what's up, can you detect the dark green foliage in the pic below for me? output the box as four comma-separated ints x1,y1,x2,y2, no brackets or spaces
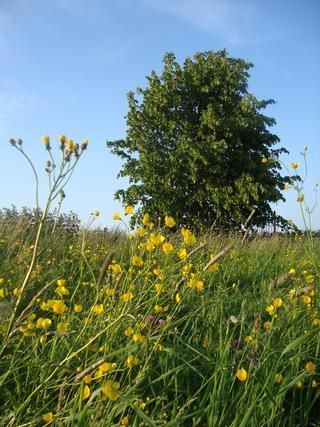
107,49,289,230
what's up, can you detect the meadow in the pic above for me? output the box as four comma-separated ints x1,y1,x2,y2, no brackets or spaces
0,139,319,426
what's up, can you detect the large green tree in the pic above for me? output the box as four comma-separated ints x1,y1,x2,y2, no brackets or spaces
107,50,289,230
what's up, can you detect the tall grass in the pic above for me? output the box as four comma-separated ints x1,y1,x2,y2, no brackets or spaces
0,138,319,426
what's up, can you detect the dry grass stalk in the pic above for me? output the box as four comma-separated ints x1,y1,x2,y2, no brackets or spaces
268,272,291,290
241,209,256,246
186,242,207,259
203,244,234,272
73,356,110,383
96,252,114,287
172,277,186,301
289,286,314,298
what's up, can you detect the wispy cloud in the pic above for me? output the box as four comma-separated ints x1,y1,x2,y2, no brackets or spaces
141,0,276,45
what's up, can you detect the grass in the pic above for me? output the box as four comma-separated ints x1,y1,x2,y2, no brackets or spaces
0,214,319,427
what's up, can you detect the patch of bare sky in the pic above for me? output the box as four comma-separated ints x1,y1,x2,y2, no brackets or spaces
141,0,287,45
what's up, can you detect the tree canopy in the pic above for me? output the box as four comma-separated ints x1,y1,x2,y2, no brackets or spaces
107,49,289,230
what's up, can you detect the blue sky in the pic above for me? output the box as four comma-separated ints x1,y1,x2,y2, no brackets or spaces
0,0,319,230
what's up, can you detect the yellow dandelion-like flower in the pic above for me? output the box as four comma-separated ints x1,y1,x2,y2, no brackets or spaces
127,354,139,368
266,305,275,316
83,374,92,384
92,303,104,314
162,242,174,254
132,333,145,343
273,298,283,308
290,162,299,169
113,212,121,220
102,381,120,401
142,213,150,226
106,288,115,297
149,232,165,246
131,255,144,266
164,215,176,227
236,368,248,382
121,292,134,303
302,296,311,305
52,300,67,315
120,416,129,425
42,412,54,423
177,248,187,260
74,304,83,313
275,373,284,383
82,385,91,400
306,361,316,374
56,279,66,287
125,326,134,336
125,205,134,215
295,380,303,389
261,157,268,164
175,293,181,303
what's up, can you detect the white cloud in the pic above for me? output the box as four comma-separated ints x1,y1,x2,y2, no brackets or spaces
141,0,275,45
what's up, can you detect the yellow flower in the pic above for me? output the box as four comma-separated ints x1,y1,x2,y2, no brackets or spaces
261,157,268,164
42,412,53,423
297,194,304,203
131,255,143,266
109,263,122,274
125,326,134,336
55,286,69,296
165,216,176,227
120,416,129,425
312,380,318,388
127,354,139,368
102,381,120,401
82,385,91,400
136,227,147,237
149,232,165,246
306,361,316,374
66,139,74,149
121,292,134,303
290,162,299,169
155,283,163,294
74,304,83,313
177,248,187,260
106,288,115,297
52,300,67,315
132,333,145,343
162,242,174,254
125,205,134,215
92,304,104,314
302,296,311,305
113,212,121,220
236,368,248,382
59,134,66,143
266,305,275,316
284,184,289,190
36,318,52,329
181,228,196,245
57,321,68,333
288,268,296,275
175,293,181,303
142,213,150,226
42,135,50,146
92,210,100,217
56,279,66,287
83,374,92,384
295,380,303,389
275,373,284,383
273,298,283,308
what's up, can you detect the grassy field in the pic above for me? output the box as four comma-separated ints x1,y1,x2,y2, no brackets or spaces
0,211,319,427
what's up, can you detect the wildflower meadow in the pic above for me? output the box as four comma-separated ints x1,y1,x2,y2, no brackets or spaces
0,137,319,426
